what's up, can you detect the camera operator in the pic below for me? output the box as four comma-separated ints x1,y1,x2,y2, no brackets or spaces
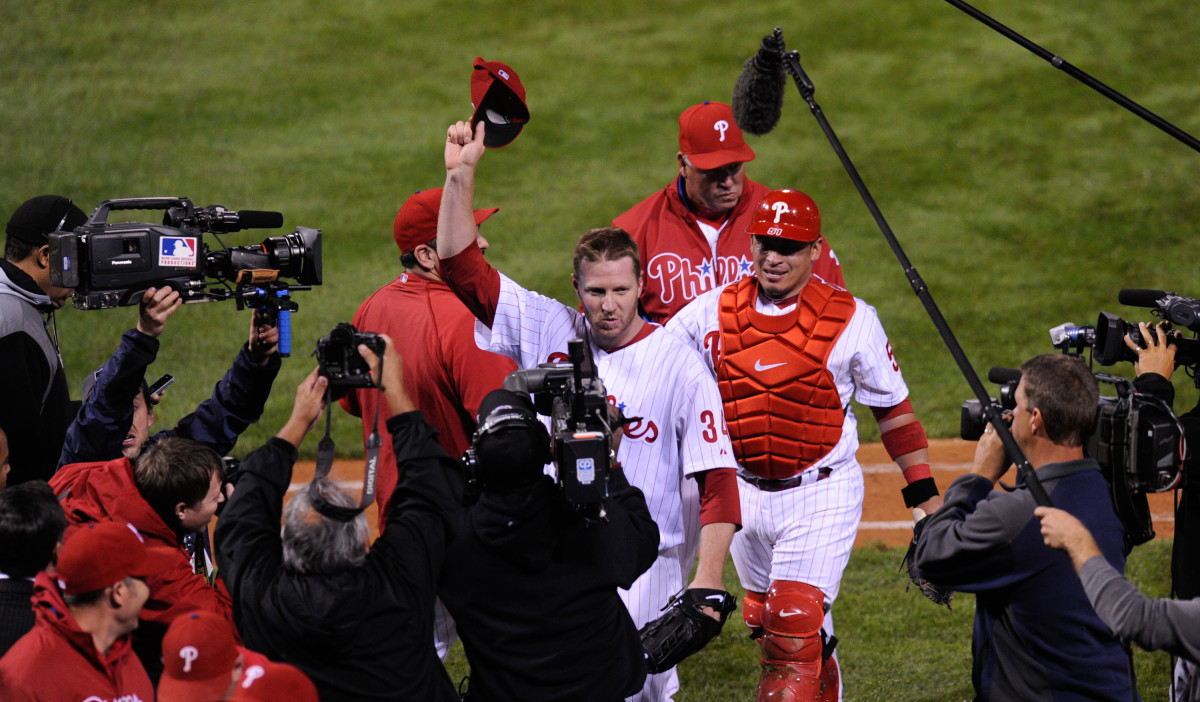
215,341,463,702
438,388,659,701
1035,505,1200,701
440,120,740,702
0,195,88,485
1124,319,1200,696
913,353,1137,700
57,284,282,468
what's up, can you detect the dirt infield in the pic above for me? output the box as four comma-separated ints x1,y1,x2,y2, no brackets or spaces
293,438,1178,548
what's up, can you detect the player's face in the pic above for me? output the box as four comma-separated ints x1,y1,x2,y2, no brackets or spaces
122,393,155,461
177,470,225,533
751,235,822,300
678,155,745,216
574,257,645,351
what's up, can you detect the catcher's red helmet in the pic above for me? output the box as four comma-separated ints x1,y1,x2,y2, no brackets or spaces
744,189,821,243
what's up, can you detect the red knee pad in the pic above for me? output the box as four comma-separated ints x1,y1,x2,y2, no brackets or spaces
757,581,831,702
761,581,825,667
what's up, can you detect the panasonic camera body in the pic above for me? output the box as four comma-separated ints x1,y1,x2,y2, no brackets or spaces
49,197,321,310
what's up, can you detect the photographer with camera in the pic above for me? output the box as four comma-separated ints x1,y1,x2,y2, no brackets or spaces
913,354,1137,700
1123,319,1200,696
0,195,89,485
57,284,282,469
440,121,740,702
438,387,659,701
215,338,463,702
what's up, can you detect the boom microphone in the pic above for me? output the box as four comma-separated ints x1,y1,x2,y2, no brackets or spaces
732,28,787,136
1118,288,1167,309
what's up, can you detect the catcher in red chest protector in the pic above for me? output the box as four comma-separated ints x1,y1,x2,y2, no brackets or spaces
665,189,945,701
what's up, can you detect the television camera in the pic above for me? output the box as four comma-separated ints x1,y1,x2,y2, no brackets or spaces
500,339,619,523
960,289,1193,547
48,197,322,355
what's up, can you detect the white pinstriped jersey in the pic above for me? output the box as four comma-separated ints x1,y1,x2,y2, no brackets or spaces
475,273,736,552
666,281,911,473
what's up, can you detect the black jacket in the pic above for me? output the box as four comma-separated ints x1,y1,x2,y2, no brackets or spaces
438,470,659,702
215,412,462,702
0,260,72,484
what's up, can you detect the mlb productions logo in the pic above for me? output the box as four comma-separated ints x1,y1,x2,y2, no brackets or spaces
159,236,199,267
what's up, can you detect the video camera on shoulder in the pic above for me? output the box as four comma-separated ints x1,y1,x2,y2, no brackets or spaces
49,197,323,356
502,339,616,522
315,323,386,398
49,197,322,309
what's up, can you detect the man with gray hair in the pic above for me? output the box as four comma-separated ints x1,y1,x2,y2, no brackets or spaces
215,339,463,702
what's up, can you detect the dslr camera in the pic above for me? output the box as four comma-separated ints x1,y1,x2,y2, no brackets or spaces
315,323,386,399
49,197,322,310
502,339,616,521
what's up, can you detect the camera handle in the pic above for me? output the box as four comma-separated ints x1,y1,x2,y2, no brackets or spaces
86,197,194,227
778,37,1051,506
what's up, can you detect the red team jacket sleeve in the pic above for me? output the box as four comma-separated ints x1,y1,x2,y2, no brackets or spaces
440,246,502,328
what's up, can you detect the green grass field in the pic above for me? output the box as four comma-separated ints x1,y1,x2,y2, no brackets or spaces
3,0,1195,698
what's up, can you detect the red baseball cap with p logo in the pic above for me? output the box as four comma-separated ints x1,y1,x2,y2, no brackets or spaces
677,101,756,170
471,57,529,148
158,611,240,702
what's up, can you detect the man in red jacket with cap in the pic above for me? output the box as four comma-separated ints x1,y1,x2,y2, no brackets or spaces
340,187,517,659
0,520,159,702
614,101,843,325
49,436,233,684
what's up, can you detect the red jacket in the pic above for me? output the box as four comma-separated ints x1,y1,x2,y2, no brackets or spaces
50,457,235,630
0,572,154,702
614,176,845,323
340,272,516,530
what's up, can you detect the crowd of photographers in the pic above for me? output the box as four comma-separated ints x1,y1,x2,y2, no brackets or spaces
3,104,1200,702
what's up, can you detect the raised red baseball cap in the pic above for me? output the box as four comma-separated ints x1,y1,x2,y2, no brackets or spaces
158,611,239,702
678,101,756,170
471,57,529,148
56,521,155,595
392,188,499,254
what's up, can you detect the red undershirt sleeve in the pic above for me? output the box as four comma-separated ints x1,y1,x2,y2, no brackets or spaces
696,467,741,528
440,245,502,328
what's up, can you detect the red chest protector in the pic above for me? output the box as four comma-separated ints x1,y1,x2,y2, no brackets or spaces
717,277,855,479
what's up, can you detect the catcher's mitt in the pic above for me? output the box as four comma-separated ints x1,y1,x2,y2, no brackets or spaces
639,588,737,674
901,514,954,609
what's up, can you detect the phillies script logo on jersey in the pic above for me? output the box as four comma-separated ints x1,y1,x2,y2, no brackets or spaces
81,695,148,702
606,395,659,444
646,253,753,306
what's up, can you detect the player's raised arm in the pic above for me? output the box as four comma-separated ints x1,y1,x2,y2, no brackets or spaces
439,120,486,260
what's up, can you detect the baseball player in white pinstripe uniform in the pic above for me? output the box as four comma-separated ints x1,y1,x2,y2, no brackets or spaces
437,120,742,702
666,189,943,701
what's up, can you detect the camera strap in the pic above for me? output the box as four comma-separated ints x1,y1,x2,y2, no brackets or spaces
308,386,381,522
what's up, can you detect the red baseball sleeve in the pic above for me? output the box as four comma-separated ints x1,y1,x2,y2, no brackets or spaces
440,245,502,328
696,467,741,527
